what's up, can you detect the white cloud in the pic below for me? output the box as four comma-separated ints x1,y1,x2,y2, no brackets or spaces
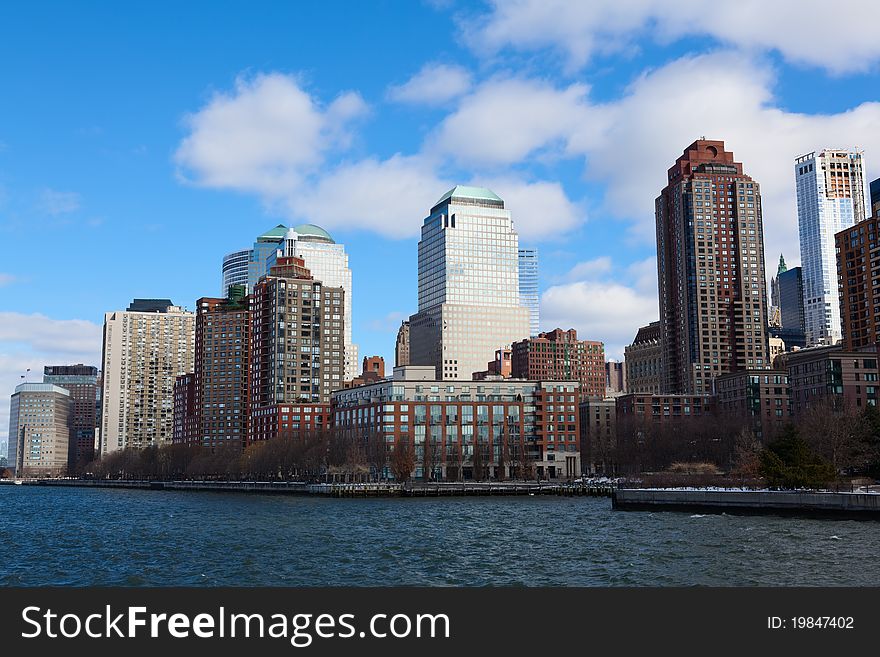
477,177,584,241
465,0,880,74
541,258,658,359
289,154,451,239
428,77,592,167
560,257,612,282
0,313,102,453
38,188,81,215
387,63,472,105
175,73,368,196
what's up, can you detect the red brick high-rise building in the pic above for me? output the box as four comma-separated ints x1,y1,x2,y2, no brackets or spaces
511,329,605,398
248,256,343,443
656,139,770,395
193,285,250,450
836,213,880,350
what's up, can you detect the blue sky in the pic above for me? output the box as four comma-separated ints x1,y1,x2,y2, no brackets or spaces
2,1,880,450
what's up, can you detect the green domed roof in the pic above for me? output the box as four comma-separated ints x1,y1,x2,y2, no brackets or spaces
292,223,334,243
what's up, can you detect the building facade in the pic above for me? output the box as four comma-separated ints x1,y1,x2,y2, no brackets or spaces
578,398,617,475
395,320,410,367
518,247,540,336
714,369,790,441
7,383,71,477
172,373,197,445
624,321,662,394
782,345,879,417
190,285,250,450
43,364,98,467
221,248,251,296
605,360,627,396
248,256,343,443
656,139,770,395
268,225,359,380
332,367,580,480
796,149,867,346
510,329,605,398
247,224,288,292
409,186,530,380
836,214,880,350
100,300,195,454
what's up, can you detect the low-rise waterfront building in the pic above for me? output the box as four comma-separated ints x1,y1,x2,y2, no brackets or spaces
578,398,617,475
714,369,790,441
332,366,581,481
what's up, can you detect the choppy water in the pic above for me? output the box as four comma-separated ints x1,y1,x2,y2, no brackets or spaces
1,486,878,586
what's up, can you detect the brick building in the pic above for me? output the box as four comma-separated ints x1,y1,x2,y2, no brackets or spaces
332,366,581,481
578,398,617,475
836,213,880,350
511,329,604,398
248,256,343,444
714,369,790,441
625,322,662,394
656,139,770,395
779,345,879,417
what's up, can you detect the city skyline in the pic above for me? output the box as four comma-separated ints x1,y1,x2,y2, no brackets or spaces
3,2,880,451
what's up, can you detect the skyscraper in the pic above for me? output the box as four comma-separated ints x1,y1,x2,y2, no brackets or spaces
409,186,530,380
248,255,344,443
518,247,540,336
778,266,805,334
192,285,250,450
656,139,770,395
221,248,251,296
43,364,98,467
100,299,195,454
268,225,358,381
769,254,786,327
395,320,410,367
7,383,71,477
795,149,867,346
247,224,288,292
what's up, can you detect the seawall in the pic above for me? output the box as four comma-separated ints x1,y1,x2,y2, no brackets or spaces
613,488,880,518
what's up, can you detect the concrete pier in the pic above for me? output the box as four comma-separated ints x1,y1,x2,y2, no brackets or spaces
613,488,880,518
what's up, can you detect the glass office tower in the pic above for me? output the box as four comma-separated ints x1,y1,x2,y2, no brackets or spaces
518,247,540,336
409,185,530,380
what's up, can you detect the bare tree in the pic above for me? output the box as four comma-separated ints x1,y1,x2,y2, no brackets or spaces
390,436,415,482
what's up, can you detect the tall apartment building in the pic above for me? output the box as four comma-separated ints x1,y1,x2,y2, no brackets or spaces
510,329,605,398
518,247,540,336
656,139,770,395
796,149,867,346
836,214,880,349
395,320,410,367
172,373,197,446
100,299,195,454
43,364,98,467
248,256,344,443
192,285,250,450
625,321,662,394
409,186,530,380
267,225,358,380
332,367,581,480
7,383,71,477
221,248,251,296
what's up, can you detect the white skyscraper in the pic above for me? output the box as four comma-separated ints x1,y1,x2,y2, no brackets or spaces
269,224,359,381
409,186,530,380
100,299,195,454
795,149,867,346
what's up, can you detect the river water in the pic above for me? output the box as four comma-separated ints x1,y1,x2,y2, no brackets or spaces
1,486,878,586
